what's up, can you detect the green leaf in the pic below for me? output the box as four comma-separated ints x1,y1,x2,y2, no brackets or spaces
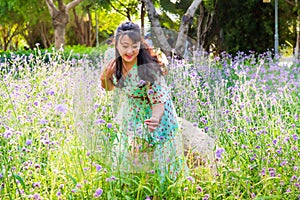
67,174,77,186
256,195,282,200
142,185,152,194
13,173,26,190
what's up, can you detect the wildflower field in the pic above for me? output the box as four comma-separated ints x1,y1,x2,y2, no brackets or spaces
0,49,299,199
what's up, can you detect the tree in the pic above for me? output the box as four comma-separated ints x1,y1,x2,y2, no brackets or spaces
143,0,172,56
195,0,217,51
104,0,139,21
175,0,203,56
285,0,300,57
45,0,83,49
143,0,203,57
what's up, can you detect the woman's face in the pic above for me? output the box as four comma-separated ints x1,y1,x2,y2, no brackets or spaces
116,34,140,64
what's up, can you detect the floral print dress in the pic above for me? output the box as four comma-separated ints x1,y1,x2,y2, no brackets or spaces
111,64,185,181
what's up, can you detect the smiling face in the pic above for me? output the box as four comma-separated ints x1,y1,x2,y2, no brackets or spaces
116,34,141,65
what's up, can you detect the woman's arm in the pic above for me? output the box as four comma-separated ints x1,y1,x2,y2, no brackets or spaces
100,60,115,91
145,103,165,132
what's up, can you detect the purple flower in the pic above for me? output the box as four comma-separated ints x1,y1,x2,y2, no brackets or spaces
95,118,106,125
3,129,13,138
33,182,41,188
269,168,276,177
55,104,67,114
215,148,225,158
95,164,102,172
276,148,282,154
138,80,147,86
280,160,287,166
47,90,55,96
196,186,202,192
204,126,209,132
186,176,195,183
94,103,100,109
34,164,41,169
203,194,210,200
107,123,113,128
33,193,40,200
26,139,32,146
261,168,266,176
94,188,103,198
292,134,298,141
39,118,48,125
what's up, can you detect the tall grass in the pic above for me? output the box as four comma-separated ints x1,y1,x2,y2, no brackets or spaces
0,48,299,199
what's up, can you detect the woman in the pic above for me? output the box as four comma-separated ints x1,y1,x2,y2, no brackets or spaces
100,22,185,187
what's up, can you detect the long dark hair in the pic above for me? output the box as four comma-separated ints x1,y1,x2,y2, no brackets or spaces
114,21,164,87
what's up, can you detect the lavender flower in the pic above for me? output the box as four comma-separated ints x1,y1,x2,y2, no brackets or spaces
107,123,113,128
33,193,40,200
196,186,202,192
55,104,67,114
32,182,41,188
95,118,106,125
26,139,32,146
215,148,225,158
93,188,103,198
3,129,13,138
95,164,102,172
292,134,298,141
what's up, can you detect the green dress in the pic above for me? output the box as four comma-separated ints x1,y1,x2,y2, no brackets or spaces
111,63,185,181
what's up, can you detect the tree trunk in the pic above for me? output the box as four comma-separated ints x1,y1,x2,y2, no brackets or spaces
40,23,52,48
196,3,205,51
141,0,146,36
87,11,92,46
45,0,83,49
142,0,173,56
296,14,300,58
175,0,203,57
295,0,300,58
73,9,84,45
196,2,215,52
54,25,66,49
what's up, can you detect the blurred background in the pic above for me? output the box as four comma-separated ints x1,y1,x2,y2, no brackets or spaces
0,0,298,58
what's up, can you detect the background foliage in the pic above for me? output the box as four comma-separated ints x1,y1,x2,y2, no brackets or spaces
0,0,298,55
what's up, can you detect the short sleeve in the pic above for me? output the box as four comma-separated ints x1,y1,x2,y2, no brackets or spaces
147,75,170,105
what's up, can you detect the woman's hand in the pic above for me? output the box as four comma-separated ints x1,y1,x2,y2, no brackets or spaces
145,103,164,132
144,117,160,132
